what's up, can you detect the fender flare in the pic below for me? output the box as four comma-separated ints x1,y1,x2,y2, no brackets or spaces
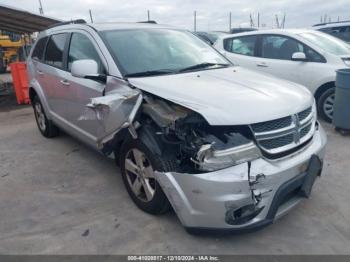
314,81,335,102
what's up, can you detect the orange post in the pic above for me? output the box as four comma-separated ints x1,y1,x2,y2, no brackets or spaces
10,62,30,105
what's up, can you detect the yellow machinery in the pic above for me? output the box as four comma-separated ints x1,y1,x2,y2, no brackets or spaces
0,31,31,73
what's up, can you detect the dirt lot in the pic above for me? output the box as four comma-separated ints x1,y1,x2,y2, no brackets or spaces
0,101,349,254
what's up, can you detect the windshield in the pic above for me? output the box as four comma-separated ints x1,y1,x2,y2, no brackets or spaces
299,31,350,56
100,29,231,77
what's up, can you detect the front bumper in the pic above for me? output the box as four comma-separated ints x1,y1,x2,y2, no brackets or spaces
155,124,327,232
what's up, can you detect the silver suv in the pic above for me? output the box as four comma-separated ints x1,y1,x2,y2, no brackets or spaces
27,21,327,233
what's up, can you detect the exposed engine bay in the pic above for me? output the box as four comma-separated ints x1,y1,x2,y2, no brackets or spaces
141,94,261,173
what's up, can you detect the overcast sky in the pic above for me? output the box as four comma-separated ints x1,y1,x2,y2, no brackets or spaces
2,0,349,31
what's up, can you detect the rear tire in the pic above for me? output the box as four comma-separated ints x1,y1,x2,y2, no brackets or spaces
317,87,335,123
120,137,177,215
33,96,59,138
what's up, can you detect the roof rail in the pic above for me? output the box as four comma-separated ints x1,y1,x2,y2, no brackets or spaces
46,19,87,30
313,20,350,27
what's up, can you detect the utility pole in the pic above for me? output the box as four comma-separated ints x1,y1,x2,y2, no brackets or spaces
229,12,232,32
38,0,44,15
89,9,94,23
194,11,197,32
249,13,254,28
147,10,150,21
281,13,286,28
257,12,260,28
275,14,280,28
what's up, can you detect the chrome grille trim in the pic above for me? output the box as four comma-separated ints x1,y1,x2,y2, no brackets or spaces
298,107,312,122
251,116,292,133
250,106,315,156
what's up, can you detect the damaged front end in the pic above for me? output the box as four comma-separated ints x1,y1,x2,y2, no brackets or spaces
79,88,326,230
140,95,273,227
141,94,262,173
138,95,326,230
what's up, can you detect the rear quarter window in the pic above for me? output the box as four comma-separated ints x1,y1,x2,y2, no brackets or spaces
31,37,48,61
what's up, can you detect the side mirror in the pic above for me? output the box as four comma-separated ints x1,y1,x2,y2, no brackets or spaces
291,52,307,62
71,59,99,78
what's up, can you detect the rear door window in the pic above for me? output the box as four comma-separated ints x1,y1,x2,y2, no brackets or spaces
31,37,48,61
44,33,68,69
224,35,257,56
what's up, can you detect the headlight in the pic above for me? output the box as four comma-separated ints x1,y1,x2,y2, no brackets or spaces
193,134,261,172
342,58,350,67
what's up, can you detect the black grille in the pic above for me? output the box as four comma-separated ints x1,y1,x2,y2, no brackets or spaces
251,116,292,133
298,107,312,122
300,124,312,138
259,134,294,150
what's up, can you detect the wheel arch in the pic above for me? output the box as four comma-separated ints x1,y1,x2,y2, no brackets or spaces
108,122,164,165
314,81,335,102
29,86,37,104
28,82,52,120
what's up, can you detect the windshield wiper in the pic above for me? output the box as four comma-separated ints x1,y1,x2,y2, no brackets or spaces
124,69,175,78
178,62,230,73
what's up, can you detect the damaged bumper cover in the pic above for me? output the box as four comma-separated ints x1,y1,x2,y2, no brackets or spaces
155,124,327,232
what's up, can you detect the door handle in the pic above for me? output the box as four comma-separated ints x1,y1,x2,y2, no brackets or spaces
36,70,44,75
257,62,268,68
60,79,70,86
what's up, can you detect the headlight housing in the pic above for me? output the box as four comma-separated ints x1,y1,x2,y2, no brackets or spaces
193,133,261,172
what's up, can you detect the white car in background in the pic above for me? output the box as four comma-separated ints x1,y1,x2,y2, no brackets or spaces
313,21,350,43
214,29,350,122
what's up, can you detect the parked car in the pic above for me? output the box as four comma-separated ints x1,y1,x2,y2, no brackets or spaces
193,31,228,45
27,21,326,233
214,29,350,122
313,21,350,43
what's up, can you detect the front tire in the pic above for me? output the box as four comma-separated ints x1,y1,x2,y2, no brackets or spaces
33,96,59,138
120,137,177,215
317,87,335,123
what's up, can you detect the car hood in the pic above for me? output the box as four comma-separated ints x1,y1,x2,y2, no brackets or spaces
128,67,314,125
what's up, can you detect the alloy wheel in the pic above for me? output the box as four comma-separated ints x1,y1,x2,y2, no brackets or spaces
124,148,156,202
323,92,335,120
35,102,46,131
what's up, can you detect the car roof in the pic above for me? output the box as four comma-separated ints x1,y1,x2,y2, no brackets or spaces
219,28,318,39
313,21,350,28
91,22,179,31
43,21,179,34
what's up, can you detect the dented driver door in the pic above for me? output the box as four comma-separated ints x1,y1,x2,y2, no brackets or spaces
77,77,142,148
60,71,105,143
